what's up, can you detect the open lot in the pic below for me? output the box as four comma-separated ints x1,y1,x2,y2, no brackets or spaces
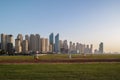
0,63,120,80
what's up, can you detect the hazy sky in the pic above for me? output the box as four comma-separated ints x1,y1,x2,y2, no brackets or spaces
0,0,120,52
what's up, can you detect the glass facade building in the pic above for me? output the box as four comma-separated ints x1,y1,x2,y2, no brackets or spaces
49,33,54,52
55,33,60,53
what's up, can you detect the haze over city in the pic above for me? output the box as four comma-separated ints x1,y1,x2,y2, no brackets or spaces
0,0,120,52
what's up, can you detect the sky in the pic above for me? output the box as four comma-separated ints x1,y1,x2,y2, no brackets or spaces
0,0,120,52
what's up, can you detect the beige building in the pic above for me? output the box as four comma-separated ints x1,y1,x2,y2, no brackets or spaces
59,40,63,49
17,34,23,44
17,34,23,51
22,40,28,53
40,38,45,53
6,35,14,44
49,44,53,52
1,34,14,51
25,35,30,51
45,38,49,52
15,39,22,53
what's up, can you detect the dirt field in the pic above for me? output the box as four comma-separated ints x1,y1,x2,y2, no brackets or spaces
0,58,120,64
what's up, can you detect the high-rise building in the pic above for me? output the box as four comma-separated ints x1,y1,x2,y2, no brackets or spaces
59,40,63,53
90,44,93,53
7,43,13,54
17,34,23,51
83,44,86,54
63,40,68,53
15,39,22,53
1,34,14,51
0,43,1,50
6,35,14,44
40,38,45,53
76,42,80,53
6,35,14,54
49,44,52,52
72,43,76,53
99,42,103,53
1,34,6,50
30,34,36,52
45,38,49,52
69,41,73,53
49,33,54,52
85,45,90,53
79,43,83,54
36,34,41,52
55,33,60,53
17,34,23,44
22,40,28,53
25,35,30,51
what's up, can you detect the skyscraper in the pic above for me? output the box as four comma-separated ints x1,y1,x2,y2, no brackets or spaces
59,40,63,53
72,43,76,53
25,35,30,51
0,43,1,50
30,34,36,52
63,40,68,53
55,33,60,53
15,39,22,53
45,38,49,52
85,45,90,53
79,43,83,54
99,42,104,53
40,38,45,53
90,44,93,53
49,44,52,52
17,34,23,52
49,33,54,52
36,34,41,52
7,43,13,54
22,40,28,53
76,42,80,53
6,35,14,54
17,34,23,44
69,41,73,53
1,34,6,50
1,34,14,51
6,35,14,44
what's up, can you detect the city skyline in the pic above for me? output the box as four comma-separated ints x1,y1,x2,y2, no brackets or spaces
0,33,104,54
0,0,120,52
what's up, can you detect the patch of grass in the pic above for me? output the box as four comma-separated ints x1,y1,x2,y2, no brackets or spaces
38,54,120,60
0,63,120,80
0,56,34,61
0,54,120,61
